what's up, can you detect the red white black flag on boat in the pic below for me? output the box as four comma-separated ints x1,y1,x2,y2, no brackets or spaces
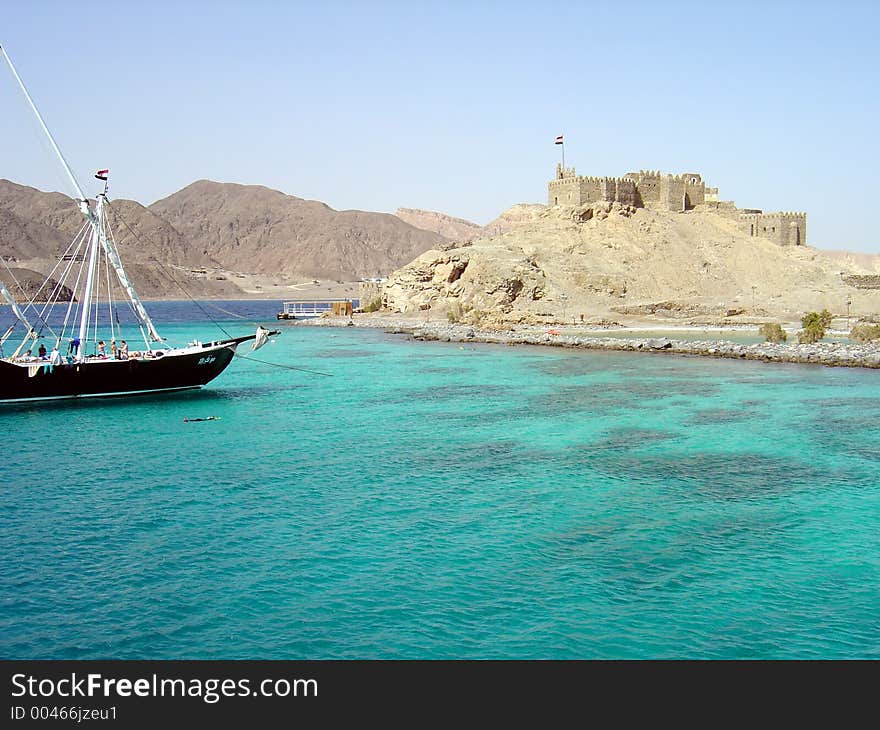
555,135,564,145
95,169,109,181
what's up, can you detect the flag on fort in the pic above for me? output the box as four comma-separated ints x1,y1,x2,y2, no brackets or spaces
555,135,564,145
95,169,109,181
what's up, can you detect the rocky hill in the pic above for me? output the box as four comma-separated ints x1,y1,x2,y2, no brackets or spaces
395,208,483,242
395,204,548,241
0,179,240,298
4,177,877,314
481,204,547,237
818,249,880,273
0,266,74,304
0,178,448,297
151,181,446,281
0,206,67,261
0,180,86,241
382,201,880,326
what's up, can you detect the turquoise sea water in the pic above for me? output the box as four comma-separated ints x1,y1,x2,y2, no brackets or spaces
1,302,878,659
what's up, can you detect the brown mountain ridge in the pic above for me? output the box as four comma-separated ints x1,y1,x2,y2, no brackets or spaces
150,180,446,281
0,179,448,298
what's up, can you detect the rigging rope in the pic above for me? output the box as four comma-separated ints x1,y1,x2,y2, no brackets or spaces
105,209,155,348
196,300,258,321
59,234,89,347
103,200,329,376
0,257,58,340
34,222,90,337
104,201,235,339
91,246,102,351
233,351,333,376
104,236,116,345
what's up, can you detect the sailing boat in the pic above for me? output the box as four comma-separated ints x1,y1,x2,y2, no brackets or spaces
0,45,279,403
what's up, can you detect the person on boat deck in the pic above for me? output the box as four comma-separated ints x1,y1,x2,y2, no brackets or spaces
119,340,129,359
110,340,117,359
68,337,80,356
22,349,33,361
49,347,62,366
97,340,106,358
37,343,46,358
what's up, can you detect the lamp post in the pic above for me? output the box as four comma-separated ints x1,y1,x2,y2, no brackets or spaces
846,298,852,329
751,285,757,311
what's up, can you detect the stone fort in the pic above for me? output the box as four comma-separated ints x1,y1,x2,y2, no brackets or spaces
548,164,806,246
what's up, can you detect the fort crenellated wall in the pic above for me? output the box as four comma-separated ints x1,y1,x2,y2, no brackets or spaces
548,168,640,207
548,164,806,245
551,165,707,212
625,170,663,204
737,210,806,247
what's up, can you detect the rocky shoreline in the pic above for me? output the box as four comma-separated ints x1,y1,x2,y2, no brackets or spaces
299,316,880,369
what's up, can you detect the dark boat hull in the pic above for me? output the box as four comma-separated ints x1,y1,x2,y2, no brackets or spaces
0,343,238,402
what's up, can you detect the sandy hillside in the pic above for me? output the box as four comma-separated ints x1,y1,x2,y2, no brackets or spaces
395,208,481,241
383,202,880,327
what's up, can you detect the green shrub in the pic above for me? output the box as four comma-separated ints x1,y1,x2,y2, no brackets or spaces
447,301,465,323
759,323,787,343
798,311,828,344
465,308,487,327
850,323,880,343
363,297,383,313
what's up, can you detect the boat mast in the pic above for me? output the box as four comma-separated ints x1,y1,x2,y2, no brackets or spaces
0,44,92,221
96,206,163,343
2,43,163,347
76,203,102,359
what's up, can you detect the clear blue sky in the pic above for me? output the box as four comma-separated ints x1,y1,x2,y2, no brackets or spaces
2,0,878,251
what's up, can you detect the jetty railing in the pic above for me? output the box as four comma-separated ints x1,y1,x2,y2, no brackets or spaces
277,299,359,319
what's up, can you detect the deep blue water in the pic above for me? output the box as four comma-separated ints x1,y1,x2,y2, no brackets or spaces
1,301,878,658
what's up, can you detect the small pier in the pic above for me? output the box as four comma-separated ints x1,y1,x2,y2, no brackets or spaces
277,299,359,320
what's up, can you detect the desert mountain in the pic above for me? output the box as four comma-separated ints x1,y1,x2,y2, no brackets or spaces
817,249,880,273
4,177,877,313
0,180,86,239
0,206,67,261
0,180,216,268
0,266,74,304
0,178,448,297
394,205,548,241
0,179,242,299
383,201,880,326
395,208,483,241
481,204,547,237
151,181,446,281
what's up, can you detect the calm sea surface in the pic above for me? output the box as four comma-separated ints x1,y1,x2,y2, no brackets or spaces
1,301,878,658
